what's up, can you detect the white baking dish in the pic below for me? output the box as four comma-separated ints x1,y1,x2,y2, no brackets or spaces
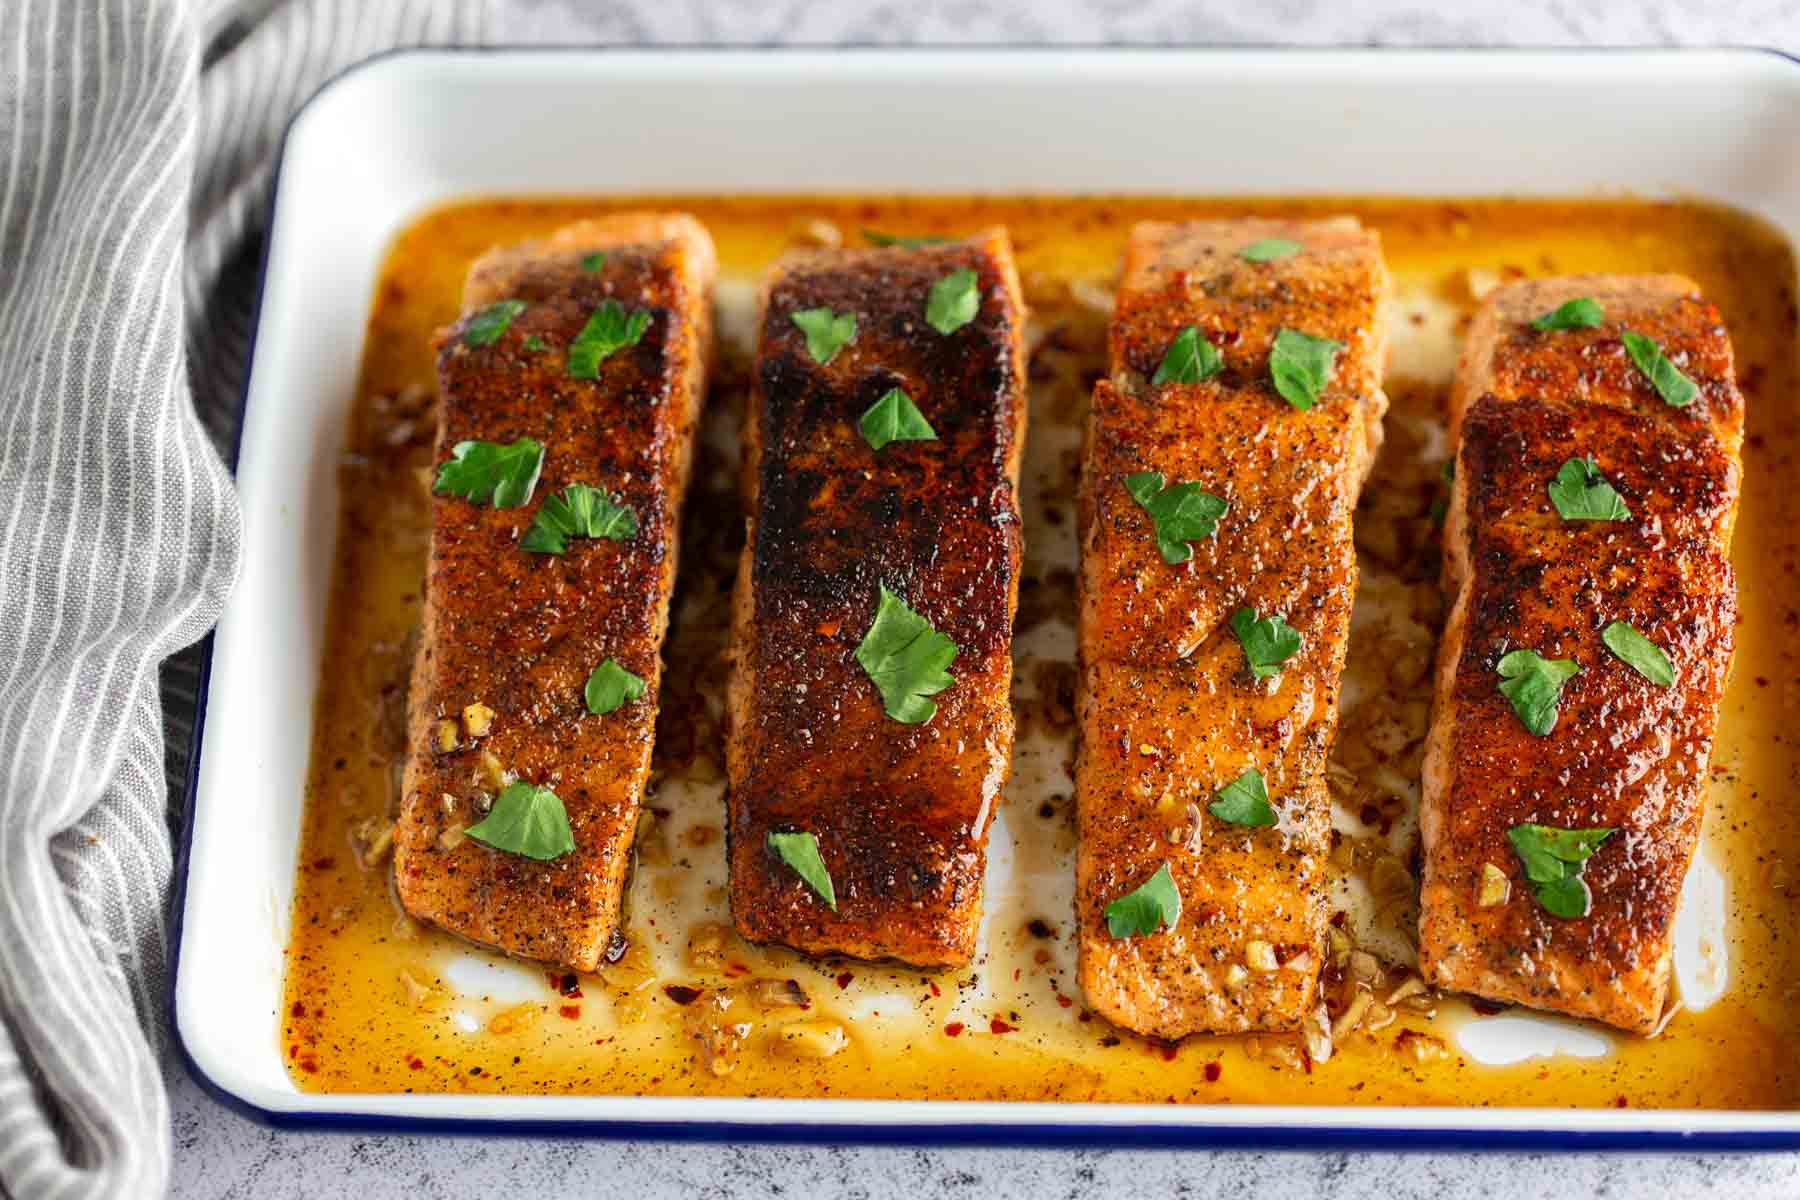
171,46,1800,1148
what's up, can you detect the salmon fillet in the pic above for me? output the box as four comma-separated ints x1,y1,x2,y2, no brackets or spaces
1076,219,1390,1039
393,215,716,971
725,230,1027,966
1419,275,1743,1033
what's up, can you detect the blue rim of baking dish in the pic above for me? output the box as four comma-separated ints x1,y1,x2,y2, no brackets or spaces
167,43,1800,1149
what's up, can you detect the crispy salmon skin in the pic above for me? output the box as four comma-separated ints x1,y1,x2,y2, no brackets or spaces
1077,219,1390,1039
394,215,716,972
1420,275,1743,1033
726,230,1027,967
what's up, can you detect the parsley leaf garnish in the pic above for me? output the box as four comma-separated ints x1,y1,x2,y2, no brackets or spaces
1229,607,1303,680
464,300,527,348
1506,823,1614,918
1123,471,1227,565
522,485,638,555
791,307,857,365
1209,768,1276,828
580,251,607,272
1152,326,1224,385
767,830,837,909
584,658,646,716
1240,238,1302,263
433,437,544,509
1530,298,1603,331
859,388,938,451
862,230,949,248
1547,456,1630,522
568,299,651,379
1496,648,1579,736
1602,620,1676,687
1104,863,1181,938
1622,330,1699,408
1269,328,1344,411
853,584,958,725
522,334,548,353
464,781,575,861
926,268,979,335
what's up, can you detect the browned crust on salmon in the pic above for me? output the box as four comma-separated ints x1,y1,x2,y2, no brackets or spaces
393,215,716,972
1420,275,1742,1033
1076,219,1390,1038
725,230,1027,967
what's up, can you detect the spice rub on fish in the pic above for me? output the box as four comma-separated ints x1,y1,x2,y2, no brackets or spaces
725,231,1027,967
1076,220,1390,1039
1420,275,1743,1033
394,215,716,972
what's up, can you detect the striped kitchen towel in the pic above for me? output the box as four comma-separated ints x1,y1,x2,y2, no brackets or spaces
0,3,487,1198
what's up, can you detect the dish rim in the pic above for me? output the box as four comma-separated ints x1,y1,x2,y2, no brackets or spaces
169,42,1800,1150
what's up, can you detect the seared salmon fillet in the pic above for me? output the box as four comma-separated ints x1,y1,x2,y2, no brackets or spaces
1419,275,1743,1033
725,230,1027,966
1076,219,1390,1038
394,215,716,971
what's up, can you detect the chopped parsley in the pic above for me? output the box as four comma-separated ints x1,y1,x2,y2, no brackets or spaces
853,584,958,725
926,268,979,335
1239,238,1302,263
1496,648,1579,736
568,299,650,379
433,437,544,509
1530,297,1603,331
1507,823,1614,919
1269,328,1343,411
1547,456,1630,522
580,251,608,272
862,230,949,248
1209,768,1276,828
1622,330,1699,408
791,307,857,365
1602,620,1676,687
1152,326,1224,386
1104,863,1181,938
859,388,938,451
521,485,638,555
463,781,576,861
1123,471,1227,565
767,830,836,909
1229,607,1302,680
584,658,646,716
464,300,527,348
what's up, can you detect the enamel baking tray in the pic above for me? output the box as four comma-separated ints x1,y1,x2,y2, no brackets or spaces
171,46,1800,1149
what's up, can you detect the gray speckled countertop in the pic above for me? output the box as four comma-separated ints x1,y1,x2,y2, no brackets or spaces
170,2,1800,1196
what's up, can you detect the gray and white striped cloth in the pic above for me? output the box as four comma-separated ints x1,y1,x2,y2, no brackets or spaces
0,3,486,1197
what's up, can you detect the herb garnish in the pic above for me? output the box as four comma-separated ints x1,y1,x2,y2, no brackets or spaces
464,300,527,348
1269,328,1344,411
433,437,544,509
767,830,836,909
568,299,650,379
862,230,949,248
1530,298,1603,332
1152,326,1224,386
791,307,857,365
1496,648,1579,736
1622,330,1699,408
1123,471,1227,565
584,658,646,716
464,781,576,862
580,251,607,272
854,584,958,725
1229,607,1303,680
1104,863,1181,938
1209,768,1276,828
1547,456,1630,522
1507,824,1614,919
1602,620,1675,687
926,268,979,335
859,388,938,451
522,485,638,555
1240,238,1302,263
522,334,547,353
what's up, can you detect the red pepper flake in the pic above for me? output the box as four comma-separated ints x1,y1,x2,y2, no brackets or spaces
409,1058,424,1070
1156,1042,1177,1062
835,971,853,990
1204,1061,1222,1082
989,1017,1016,1035
310,856,336,871
1078,1010,1093,1023
557,973,583,998
290,1001,305,1018
929,981,941,998
559,1005,581,1019
299,1058,319,1074
1056,994,1073,1009
287,1044,298,1060
944,1022,965,1037
663,985,703,1006
1615,1095,1629,1108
